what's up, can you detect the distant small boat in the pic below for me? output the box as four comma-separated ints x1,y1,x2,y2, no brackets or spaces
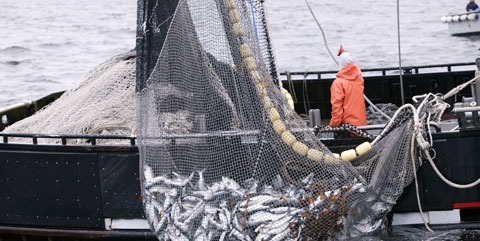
441,11,480,35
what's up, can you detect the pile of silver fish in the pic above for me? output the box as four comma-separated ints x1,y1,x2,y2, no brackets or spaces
142,165,367,241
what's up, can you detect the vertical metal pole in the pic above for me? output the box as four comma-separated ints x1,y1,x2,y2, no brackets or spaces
397,0,405,105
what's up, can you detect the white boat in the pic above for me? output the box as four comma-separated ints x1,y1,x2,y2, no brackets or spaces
441,11,480,35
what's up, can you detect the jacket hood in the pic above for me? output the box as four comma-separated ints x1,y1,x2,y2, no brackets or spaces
336,62,361,81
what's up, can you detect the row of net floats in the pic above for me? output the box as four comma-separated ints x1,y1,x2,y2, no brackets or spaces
226,0,372,163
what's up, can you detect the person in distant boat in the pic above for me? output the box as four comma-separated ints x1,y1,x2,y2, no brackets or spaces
329,45,367,129
467,0,480,12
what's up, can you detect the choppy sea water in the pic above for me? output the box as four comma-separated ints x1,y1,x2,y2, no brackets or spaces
266,0,480,72
0,0,136,108
1,0,479,108
1,0,480,240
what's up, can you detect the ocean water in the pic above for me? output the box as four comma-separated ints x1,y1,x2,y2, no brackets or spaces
265,0,480,72
0,0,478,109
1,1,480,239
0,0,137,108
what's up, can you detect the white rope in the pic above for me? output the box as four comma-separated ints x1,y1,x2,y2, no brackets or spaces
407,95,434,232
364,94,392,121
423,149,480,189
371,103,415,145
410,133,434,232
442,74,480,101
406,93,480,232
418,94,480,188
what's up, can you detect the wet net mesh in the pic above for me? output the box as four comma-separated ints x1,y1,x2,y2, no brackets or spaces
1,51,136,144
137,0,447,240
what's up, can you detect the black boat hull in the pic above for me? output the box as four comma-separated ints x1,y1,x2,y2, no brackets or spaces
1,128,480,239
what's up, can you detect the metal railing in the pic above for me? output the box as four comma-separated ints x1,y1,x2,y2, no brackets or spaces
280,62,476,81
0,133,136,146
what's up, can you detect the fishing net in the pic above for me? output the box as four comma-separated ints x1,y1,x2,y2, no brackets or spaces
137,0,448,240
1,51,136,144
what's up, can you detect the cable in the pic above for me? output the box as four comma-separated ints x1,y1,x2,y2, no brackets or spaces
424,148,480,188
304,0,338,66
248,0,259,41
411,135,434,232
364,94,392,121
304,0,394,122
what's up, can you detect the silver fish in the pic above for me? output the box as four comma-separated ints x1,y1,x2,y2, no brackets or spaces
254,231,271,241
237,195,278,208
164,172,194,187
230,228,253,241
154,210,167,233
143,164,154,182
257,215,293,235
247,211,287,226
301,172,315,185
182,201,205,224
218,231,227,241
146,172,194,188
243,203,269,214
270,228,293,241
198,169,207,191
194,227,208,241
192,189,228,201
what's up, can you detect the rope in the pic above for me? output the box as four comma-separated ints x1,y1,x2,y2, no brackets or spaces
304,0,393,123
410,133,434,232
441,74,480,101
302,73,310,114
285,71,298,104
313,123,375,140
424,148,480,188
407,92,480,232
86,115,134,135
248,0,260,41
304,0,338,66
364,94,392,121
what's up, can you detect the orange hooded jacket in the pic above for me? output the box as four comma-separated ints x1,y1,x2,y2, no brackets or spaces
329,62,367,127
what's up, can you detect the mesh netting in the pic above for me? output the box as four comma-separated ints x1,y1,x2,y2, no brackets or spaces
137,0,444,240
2,51,136,144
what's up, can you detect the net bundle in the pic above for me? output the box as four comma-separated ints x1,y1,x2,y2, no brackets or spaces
137,0,446,240
2,51,137,144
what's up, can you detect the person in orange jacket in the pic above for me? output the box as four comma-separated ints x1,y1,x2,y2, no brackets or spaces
329,45,367,127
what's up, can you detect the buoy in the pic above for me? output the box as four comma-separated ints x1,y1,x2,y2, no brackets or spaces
340,149,357,161
446,16,453,22
460,15,468,21
281,131,297,146
255,83,266,96
268,108,280,122
224,0,236,10
229,9,241,24
324,153,340,164
440,16,447,23
452,15,460,22
287,99,295,110
292,141,309,156
355,142,372,156
262,96,272,109
467,13,478,21
307,149,324,162
243,57,257,72
272,119,286,135
233,22,244,36
240,44,253,58
250,70,262,84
